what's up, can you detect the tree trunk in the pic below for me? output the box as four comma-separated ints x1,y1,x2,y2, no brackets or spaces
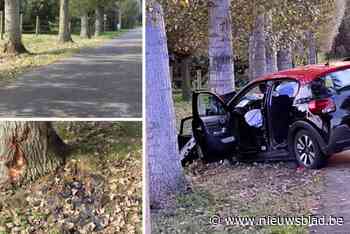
146,2,186,209
0,122,67,187
58,0,72,43
277,45,293,70
3,0,27,54
80,13,90,38
307,31,317,64
208,0,235,95
248,33,255,80
265,11,278,73
181,56,192,102
95,6,104,36
252,12,267,79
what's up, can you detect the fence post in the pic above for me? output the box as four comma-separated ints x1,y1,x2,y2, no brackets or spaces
35,16,40,36
196,70,202,90
0,11,3,40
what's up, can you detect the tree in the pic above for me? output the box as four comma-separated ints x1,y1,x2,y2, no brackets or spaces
70,0,94,38
3,0,27,54
146,1,186,209
95,5,103,36
208,0,235,94
252,10,266,79
0,122,67,186
58,0,72,43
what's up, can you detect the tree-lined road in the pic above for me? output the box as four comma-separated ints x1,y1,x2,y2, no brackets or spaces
0,28,142,117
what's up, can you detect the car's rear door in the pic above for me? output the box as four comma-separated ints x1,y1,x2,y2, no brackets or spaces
192,91,237,160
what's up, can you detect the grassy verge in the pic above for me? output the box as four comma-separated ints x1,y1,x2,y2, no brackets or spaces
0,122,142,234
0,30,128,83
152,161,324,234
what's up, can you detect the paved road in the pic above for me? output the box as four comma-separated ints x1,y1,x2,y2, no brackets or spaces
0,28,142,118
310,151,350,233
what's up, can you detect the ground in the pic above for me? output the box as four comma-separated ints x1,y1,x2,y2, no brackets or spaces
152,93,329,234
0,122,142,234
0,29,142,117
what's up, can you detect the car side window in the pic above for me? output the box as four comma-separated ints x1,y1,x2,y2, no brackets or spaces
235,82,267,108
272,80,299,98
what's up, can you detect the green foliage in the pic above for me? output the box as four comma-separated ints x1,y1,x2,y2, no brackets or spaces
120,0,140,28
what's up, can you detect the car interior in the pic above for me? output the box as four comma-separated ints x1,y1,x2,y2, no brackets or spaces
229,82,269,153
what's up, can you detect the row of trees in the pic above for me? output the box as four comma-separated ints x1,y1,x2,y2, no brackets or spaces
162,0,345,100
1,0,141,54
146,1,347,232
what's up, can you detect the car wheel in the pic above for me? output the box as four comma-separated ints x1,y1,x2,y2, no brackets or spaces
293,129,326,169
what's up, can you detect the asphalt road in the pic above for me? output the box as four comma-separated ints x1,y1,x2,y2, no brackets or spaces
0,28,142,118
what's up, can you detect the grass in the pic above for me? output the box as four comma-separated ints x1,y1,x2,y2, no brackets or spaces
0,30,128,83
152,162,324,234
0,122,142,234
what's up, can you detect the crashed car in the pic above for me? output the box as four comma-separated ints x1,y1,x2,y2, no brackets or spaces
178,62,350,169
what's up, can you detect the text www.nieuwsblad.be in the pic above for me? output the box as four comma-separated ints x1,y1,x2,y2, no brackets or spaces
209,215,344,226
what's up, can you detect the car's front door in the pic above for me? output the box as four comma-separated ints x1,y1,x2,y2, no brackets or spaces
192,91,237,161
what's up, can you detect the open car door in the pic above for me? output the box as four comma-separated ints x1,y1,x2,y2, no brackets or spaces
192,91,237,161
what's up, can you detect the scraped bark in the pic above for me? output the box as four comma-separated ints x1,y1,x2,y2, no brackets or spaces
208,0,235,94
3,0,27,54
0,122,67,186
146,2,186,209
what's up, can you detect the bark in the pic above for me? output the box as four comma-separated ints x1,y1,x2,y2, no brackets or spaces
265,12,278,73
208,0,235,95
146,2,186,209
58,0,72,43
252,12,266,79
80,13,90,38
95,6,104,36
0,122,67,187
181,56,192,102
3,0,27,54
307,31,317,64
248,33,255,80
277,45,293,70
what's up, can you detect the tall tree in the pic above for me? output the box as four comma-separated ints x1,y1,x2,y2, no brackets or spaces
277,45,293,70
208,0,235,94
252,11,266,79
265,11,278,73
146,1,186,209
58,0,72,43
95,5,104,36
3,0,27,54
0,122,67,186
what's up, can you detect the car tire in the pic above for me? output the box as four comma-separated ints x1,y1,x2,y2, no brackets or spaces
293,129,327,169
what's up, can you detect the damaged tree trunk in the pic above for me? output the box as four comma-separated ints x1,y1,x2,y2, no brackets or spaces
146,2,186,209
3,0,27,54
0,122,67,186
